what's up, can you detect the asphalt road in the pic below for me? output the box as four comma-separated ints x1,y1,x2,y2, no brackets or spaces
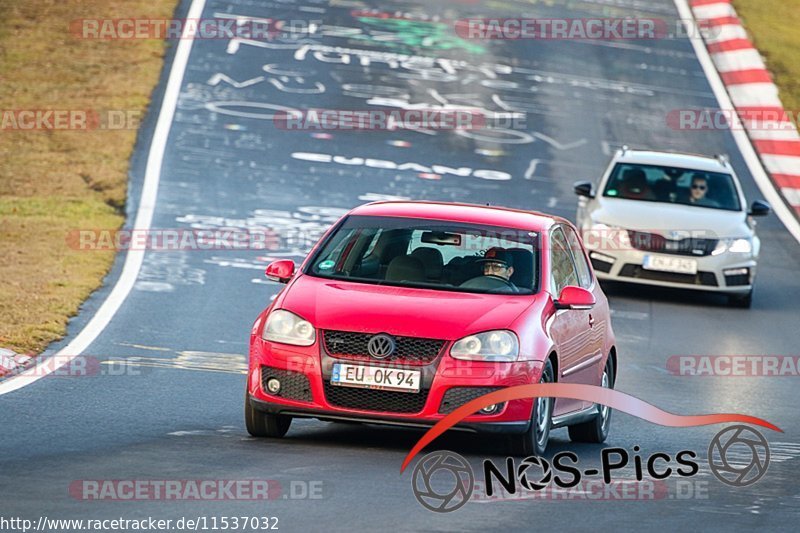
2,0,800,531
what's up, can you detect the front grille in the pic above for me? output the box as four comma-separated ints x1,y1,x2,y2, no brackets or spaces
261,366,313,402
619,264,718,287
322,330,445,365
627,231,718,257
323,382,429,414
439,387,503,414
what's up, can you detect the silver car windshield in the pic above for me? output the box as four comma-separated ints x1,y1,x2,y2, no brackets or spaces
603,163,742,211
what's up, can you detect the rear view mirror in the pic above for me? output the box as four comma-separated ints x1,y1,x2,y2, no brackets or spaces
573,181,595,199
748,200,771,217
554,286,596,310
265,260,295,283
421,231,462,246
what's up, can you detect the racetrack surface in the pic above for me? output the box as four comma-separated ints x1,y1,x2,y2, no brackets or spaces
2,0,799,530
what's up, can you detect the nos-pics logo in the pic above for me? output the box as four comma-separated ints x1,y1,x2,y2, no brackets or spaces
411,425,770,513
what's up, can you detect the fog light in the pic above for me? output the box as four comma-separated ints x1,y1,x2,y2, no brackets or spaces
724,268,749,276
590,252,616,264
480,404,499,414
266,378,281,394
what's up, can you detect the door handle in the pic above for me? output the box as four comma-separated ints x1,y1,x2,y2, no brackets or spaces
588,314,595,327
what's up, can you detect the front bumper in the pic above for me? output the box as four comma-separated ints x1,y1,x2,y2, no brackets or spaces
248,396,530,434
247,337,542,434
587,248,756,295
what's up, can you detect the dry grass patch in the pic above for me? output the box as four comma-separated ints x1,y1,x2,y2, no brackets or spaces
0,0,177,353
732,0,800,112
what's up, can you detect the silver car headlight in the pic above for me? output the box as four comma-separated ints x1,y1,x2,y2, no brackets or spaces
262,309,316,346
712,237,753,256
450,330,520,362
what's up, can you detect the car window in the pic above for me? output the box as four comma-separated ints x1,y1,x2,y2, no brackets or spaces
603,163,742,211
550,227,579,295
307,215,540,295
563,226,593,289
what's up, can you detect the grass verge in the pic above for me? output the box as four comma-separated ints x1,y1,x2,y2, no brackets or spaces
0,0,177,353
732,0,800,112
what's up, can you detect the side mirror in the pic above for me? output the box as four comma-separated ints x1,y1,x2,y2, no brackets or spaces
748,200,771,217
555,286,596,310
573,181,595,199
265,260,295,283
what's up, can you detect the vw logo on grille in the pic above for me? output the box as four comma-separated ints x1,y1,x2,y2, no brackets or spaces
367,334,396,359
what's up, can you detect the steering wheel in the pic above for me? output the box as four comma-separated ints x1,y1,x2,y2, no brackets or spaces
459,275,516,292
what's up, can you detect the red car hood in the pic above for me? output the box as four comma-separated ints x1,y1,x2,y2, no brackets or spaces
277,275,538,340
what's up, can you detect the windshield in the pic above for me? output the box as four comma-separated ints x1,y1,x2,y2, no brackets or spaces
603,163,742,211
306,215,539,295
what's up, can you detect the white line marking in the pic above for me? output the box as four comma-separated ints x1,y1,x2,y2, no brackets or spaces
676,0,800,244
524,158,540,180
0,0,208,396
207,73,265,88
532,132,587,151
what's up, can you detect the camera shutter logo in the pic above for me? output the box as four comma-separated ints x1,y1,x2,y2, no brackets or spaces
367,334,396,360
411,451,474,513
708,425,770,487
517,456,553,491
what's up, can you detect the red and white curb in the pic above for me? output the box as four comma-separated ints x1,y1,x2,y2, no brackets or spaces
690,0,800,218
0,348,33,378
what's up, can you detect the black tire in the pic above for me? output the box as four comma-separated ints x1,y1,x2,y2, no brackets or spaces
510,358,554,457
728,289,753,308
568,358,614,444
245,390,292,438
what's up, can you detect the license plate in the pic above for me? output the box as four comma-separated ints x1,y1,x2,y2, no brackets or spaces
642,255,698,275
331,363,421,393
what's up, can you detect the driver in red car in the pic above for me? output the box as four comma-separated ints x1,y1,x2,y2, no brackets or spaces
479,247,518,291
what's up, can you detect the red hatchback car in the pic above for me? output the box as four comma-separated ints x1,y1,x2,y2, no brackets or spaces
246,201,617,455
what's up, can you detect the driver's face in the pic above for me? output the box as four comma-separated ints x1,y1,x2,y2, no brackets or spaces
691,179,708,200
483,262,513,280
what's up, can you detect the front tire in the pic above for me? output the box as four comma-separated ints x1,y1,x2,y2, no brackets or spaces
245,389,292,438
568,358,614,443
510,358,554,456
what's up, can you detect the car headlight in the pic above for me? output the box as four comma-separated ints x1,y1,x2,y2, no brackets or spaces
712,237,753,256
262,309,316,346
450,330,520,362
